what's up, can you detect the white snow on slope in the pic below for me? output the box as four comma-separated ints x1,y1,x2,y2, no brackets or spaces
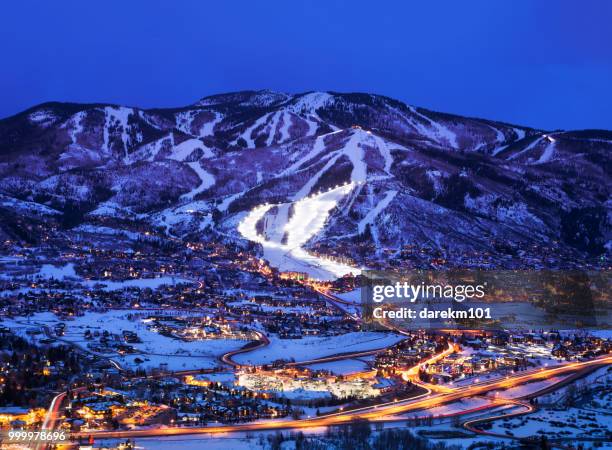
238,184,359,279
407,106,458,149
181,161,215,200
283,133,333,175
285,92,336,136
287,130,398,201
87,201,134,219
232,113,272,148
278,112,292,142
358,190,397,234
199,111,223,137
291,153,343,200
534,137,556,164
128,134,173,163
285,186,350,249
168,138,213,162
175,110,197,135
289,92,333,114
218,191,245,212
508,135,543,161
489,124,505,144
262,204,292,242
0,195,61,216
29,110,57,127
371,133,394,174
304,115,320,136
492,144,509,156
514,127,526,140
266,111,281,146
137,110,163,130
58,111,103,167
343,130,368,182
63,111,86,145
103,106,136,158
176,110,223,137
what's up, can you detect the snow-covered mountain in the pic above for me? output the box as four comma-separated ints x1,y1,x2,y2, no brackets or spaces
0,90,610,272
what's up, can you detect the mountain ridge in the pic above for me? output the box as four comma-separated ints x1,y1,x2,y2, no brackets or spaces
0,90,609,275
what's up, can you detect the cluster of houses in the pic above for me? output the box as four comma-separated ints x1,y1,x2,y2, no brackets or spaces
237,366,385,401
374,332,444,376
143,314,254,342
65,388,172,431
0,406,45,430
109,376,292,426
243,295,358,339
417,330,611,385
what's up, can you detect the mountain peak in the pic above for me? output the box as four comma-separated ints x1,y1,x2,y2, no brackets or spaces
197,89,290,108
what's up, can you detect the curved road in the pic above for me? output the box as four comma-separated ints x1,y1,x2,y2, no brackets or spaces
463,363,609,443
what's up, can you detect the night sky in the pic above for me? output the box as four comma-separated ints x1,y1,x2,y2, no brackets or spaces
2,0,611,130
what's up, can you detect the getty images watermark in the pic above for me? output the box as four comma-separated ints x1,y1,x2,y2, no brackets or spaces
361,270,611,331
371,280,490,321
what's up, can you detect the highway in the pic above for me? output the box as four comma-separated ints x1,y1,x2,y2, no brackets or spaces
34,391,67,450
41,391,66,431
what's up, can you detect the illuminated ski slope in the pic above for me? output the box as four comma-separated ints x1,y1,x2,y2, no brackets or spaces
238,183,361,280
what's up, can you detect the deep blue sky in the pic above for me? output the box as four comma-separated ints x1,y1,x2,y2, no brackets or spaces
2,1,611,130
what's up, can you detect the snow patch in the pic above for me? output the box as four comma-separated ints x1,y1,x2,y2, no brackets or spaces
168,138,213,162
181,161,215,200
358,190,397,234
199,111,223,137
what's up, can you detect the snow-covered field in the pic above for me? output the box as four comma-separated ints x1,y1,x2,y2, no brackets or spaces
34,262,191,292
489,375,568,399
488,405,611,440
233,331,404,365
305,357,372,375
6,310,245,371
38,262,79,279
84,276,189,291
392,396,493,420
335,288,362,304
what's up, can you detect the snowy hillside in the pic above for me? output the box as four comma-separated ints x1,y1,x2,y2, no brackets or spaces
0,90,610,275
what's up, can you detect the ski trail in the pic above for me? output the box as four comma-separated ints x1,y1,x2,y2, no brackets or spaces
181,161,215,200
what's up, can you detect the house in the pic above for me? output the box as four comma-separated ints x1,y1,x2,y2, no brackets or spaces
552,344,569,358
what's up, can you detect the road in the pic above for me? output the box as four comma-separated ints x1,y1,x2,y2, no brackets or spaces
72,354,611,440
217,286,404,368
462,362,609,444
314,286,361,321
220,330,270,367
41,391,66,431
37,387,87,450
400,341,458,393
